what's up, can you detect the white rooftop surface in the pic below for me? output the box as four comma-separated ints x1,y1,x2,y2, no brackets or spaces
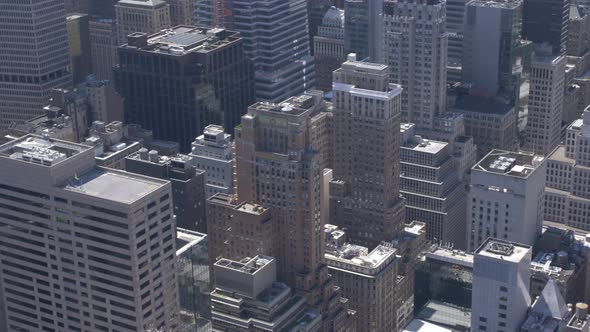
404,139,447,155
476,239,530,263
65,169,166,204
403,319,452,332
176,229,206,256
426,248,474,268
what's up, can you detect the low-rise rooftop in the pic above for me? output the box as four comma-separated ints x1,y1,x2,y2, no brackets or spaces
453,95,514,115
0,135,90,167
473,149,544,178
476,238,531,263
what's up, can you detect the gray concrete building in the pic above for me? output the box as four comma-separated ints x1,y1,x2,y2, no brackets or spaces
0,135,179,331
126,149,207,232
467,150,546,251
400,123,468,249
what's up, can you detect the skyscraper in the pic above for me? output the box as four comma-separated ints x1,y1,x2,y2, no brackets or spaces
165,0,194,25
522,0,569,55
226,0,316,102
115,0,171,45
0,135,179,331
472,239,532,332
115,27,254,151
525,49,566,155
330,55,406,248
314,6,346,92
383,0,448,130
89,18,118,81
446,0,468,82
466,150,546,252
234,91,355,330
0,0,72,133
344,0,384,62
66,14,92,85
462,0,528,104
190,125,234,197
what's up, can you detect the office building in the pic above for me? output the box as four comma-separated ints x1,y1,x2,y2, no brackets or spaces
194,0,214,27
467,150,546,251
0,135,179,331
234,92,356,330
383,0,448,130
330,55,406,248
568,6,590,57
452,95,519,158
400,123,468,249
313,6,346,92
67,14,92,84
530,250,587,304
446,0,468,82
65,0,90,13
525,50,566,155
115,0,171,45
522,0,569,55
88,0,118,18
227,0,315,102
126,150,207,231
307,0,335,55
545,109,590,230
206,194,278,271
325,225,399,332
0,0,72,133
166,0,194,25
190,125,233,197
115,26,254,152
462,0,529,104
210,256,323,331
176,229,211,332
344,0,384,62
89,18,118,81
471,239,532,332
83,121,144,169
78,77,124,124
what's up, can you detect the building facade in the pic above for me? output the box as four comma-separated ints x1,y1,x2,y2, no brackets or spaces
226,0,315,102
115,0,171,45
0,135,179,331
343,0,384,62
545,109,590,230
190,125,234,197
89,18,118,81
67,14,92,85
330,55,406,249
525,51,566,155
313,6,346,92
383,0,448,130
400,123,468,249
467,150,546,251
0,0,72,133
115,27,254,152
471,239,532,332
165,0,194,25
522,0,569,55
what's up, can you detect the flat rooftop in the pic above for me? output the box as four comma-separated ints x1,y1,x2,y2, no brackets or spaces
473,149,544,178
467,0,522,10
426,247,474,268
403,319,453,332
416,300,471,331
215,256,274,275
176,228,206,256
116,0,167,8
453,95,514,115
403,137,447,155
236,202,268,215
326,244,397,271
64,168,167,204
548,145,574,163
0,135,91,167
476,238,531,263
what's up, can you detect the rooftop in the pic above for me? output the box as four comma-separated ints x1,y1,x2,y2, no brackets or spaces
453,95,514,115
476,238,531,263
326,243,397,272
402,135,447,155
425,247,474,268
236,202,268,215
416,300,471,331
64,168,167,204
215,256,274,275
403,319,453,332
176,228,206,256
473,149,544,178
0,135,90,167
467,0,522,10
116,0,167,8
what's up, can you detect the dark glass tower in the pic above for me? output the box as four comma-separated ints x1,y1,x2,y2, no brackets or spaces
115,26,254,151
523,0,569,55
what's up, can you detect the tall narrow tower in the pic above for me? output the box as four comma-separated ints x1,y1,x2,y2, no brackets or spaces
330,55,406,248
0,0,72,133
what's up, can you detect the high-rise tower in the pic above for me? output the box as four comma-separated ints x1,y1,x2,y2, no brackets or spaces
330,55,406,248
383,0,448,130
0,0,72,133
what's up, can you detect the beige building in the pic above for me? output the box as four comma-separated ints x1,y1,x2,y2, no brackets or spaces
233,91,356,330
325,225,399,332
525,51,566,156
115,0,171,45
545,108,590,230
0,135,179,331
330,55,406,249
